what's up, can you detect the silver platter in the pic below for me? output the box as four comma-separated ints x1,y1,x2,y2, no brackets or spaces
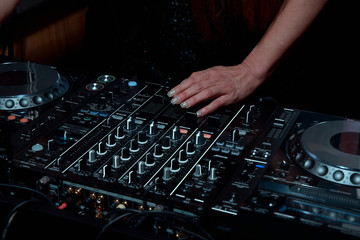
287,120,360,186
0,61,69,110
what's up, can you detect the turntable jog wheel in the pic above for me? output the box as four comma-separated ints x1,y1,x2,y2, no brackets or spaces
0,61,69,110
287,120,360,186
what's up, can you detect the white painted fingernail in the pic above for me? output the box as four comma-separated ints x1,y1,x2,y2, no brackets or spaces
171,96,180,105
180,101,189,108
167,89,176,97
196,110,203,117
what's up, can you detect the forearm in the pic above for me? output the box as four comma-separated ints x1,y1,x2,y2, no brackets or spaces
0,0,21,23
243,0,328,81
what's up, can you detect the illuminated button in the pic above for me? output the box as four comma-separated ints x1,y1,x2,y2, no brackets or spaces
128,81,137,87
7,115,16,121
179,128,188,134
31,143,44,152
20,118,29,123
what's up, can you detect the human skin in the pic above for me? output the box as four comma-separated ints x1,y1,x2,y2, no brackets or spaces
167,0,328,117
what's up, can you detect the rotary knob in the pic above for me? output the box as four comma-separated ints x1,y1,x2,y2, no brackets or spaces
121,147,131,161
88,150,96,163
195,131,205,145
171,126,181,140
112,155,120,168
130,139,139,152
178,149,188,163
153,144,163,158
125,117,135,131
170,158,180,173
145,152,155,166
115,126,125,139
148,121,158,135
106,134,116,147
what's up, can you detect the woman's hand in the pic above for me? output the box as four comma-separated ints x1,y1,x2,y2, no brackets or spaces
167,62,264,117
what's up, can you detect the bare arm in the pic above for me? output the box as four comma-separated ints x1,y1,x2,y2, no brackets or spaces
168,0,328,117
0,0,21,23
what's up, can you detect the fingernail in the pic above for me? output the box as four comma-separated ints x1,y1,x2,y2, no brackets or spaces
167,89,176,97
180,101,189,108
171,96,180,105
196,110,203,117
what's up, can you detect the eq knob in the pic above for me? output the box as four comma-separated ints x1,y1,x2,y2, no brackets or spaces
115,126,125,139
106,134,116,147
121,147,131,161
145,152,155,166
96,141,107,155
178,149,188,163
130,139,139,152
170,158,180,173
186,141,195,155
153,144,163,158
137,131,148,144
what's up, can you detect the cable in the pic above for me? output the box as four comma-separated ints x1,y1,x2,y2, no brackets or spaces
142,182,173,211
126,210,215,240
0,199,42,240
0,183,54,207
100,209,215,240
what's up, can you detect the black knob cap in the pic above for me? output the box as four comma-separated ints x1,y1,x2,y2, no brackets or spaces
161,136,171,149
171,126,181,140
145,152,155,166
170,158,180,173
115,126,125,139
130,139,139,152
178,149,188,163
96,141,107,155
137,131,148,144
153,144,163,158
121,147,131,161
106,134,116,147
195,131,205,145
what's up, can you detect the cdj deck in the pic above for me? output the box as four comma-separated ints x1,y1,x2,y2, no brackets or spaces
0,59,360,239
